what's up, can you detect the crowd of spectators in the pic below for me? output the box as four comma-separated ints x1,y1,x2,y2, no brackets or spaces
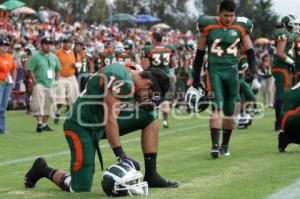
0,6,276,132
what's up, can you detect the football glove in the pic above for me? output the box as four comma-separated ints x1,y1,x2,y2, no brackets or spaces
117,155,141,171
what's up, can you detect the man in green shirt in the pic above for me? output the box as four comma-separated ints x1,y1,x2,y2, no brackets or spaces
24,62,178,193
28,37,60,132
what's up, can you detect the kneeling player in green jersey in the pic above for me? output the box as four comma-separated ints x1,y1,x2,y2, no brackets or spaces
24,62,179,193
192,0,256,158
278,82,300,152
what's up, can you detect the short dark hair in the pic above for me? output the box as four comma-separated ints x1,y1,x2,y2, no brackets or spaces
219,0,236,13
149,68,170,96
41,37,53,45
152,32,162,43
140,68,170,96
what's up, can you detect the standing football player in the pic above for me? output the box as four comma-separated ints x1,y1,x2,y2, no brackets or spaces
272,15,299,131
192,0,256,158
293,28,300,84
142,32,177,128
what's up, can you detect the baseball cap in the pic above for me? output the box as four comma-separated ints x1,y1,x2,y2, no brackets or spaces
41,37,53,44
0,37,9,46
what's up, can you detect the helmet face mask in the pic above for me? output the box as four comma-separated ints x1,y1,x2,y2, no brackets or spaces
235,113,252,129
185,85,209,113
101,163,148,197
185,39,197,51
282,14,300,33
251,77,261,95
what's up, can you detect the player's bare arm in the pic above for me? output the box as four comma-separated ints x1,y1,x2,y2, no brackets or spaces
104,89,121,148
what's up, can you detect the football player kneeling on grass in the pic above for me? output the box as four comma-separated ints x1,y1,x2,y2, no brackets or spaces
24,62,178,195
278,82,300,152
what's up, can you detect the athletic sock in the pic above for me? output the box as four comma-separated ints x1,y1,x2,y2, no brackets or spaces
222,129,232,146
163,112,168,121
210,128,220,146
144,153,157,177
143,153,178,188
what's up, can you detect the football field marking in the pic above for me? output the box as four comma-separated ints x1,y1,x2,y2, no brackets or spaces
0,123,207,168
265,179,300,199
0,110,274,168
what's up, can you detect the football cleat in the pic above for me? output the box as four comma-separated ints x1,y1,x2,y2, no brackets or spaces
220,145,230,156
24,157,48,188
144,173,179,188
162,120,169,129
253,109,260,115
42,125,54,131
210,145,220,159
36,123,43,133
278,130,289,153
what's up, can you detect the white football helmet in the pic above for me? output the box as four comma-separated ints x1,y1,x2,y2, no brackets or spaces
235,113,252,129
95,42,105,54
114,42,125,53
101,163,148,197
185,84,209,113
251,77,261,94
282,14,300,33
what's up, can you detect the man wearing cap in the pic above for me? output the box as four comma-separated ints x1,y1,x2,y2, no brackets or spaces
0,37,17,134
55,37,81,124
28,37,60,132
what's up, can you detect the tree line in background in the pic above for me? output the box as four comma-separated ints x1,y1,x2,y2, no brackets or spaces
0,0,279,38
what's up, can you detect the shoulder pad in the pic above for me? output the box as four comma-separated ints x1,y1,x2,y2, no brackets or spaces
197,15,217,33
165,44,176,53
273,28,290,41
234,17,253,35
104,63,134,98
142,45,154,57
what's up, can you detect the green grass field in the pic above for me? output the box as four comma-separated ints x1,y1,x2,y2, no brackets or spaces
1,108,300,199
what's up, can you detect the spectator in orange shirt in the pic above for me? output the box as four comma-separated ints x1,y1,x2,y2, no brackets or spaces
0,37,17,134
54,37,80,123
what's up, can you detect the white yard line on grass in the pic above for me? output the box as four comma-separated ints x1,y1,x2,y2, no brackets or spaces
0,123,207,168
266,179,300,199
0,110,273,168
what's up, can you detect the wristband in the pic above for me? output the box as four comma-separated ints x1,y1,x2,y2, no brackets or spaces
113,146,125,158
285,57,294,65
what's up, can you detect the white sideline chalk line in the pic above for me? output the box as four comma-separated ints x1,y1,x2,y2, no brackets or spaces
0,111,273,168
265,179,300,199
0,123,207,168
